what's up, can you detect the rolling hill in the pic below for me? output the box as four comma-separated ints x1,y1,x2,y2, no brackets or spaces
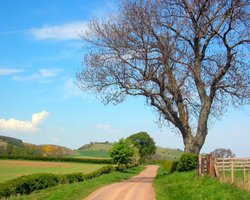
75,142,183,160
0,135,74,157
0,135,183,160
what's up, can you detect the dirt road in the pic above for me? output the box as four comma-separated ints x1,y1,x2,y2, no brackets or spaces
84,165,159,200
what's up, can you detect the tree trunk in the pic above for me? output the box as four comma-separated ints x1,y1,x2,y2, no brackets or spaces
183,97,211,154
184,135,206,154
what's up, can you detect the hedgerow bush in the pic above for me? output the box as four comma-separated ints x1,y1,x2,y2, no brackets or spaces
0,173,59,198
0,165,115,198
163,160,178,173
177,153,198,172
0,155,113,164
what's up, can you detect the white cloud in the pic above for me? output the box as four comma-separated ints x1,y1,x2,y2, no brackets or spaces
38,68,60,78
30,21,87,40
0,68,22,76
12,67,61,82
0,111,49,132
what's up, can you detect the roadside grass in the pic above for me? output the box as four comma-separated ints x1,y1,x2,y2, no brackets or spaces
0,160,107,182
218,170,250,192
154,164,250,200
9,166,145,200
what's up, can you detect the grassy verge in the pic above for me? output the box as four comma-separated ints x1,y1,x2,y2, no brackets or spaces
153,164,250,200
9,166,144,200
217,170,250,191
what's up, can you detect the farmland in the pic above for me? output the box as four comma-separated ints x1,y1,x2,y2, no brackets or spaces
67,150,110,159
0,160,107,183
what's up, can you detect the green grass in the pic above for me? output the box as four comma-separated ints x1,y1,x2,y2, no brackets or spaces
217,170,250,191
0,160,107,182
153,164,250,200
67,150,110,159
9,166,145,200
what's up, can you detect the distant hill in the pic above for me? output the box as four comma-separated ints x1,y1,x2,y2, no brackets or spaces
0,135,183,160
76,141,183,161
156,147,183,160
0,135,74,157
78,142,113,151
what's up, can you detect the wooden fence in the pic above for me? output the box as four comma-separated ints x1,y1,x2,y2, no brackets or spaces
199,154,250,191
215,157,250,185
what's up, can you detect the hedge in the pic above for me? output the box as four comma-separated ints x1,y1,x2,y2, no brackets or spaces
0,165,115,198
0,155,113,164
177,153,198,172
162,160,178,173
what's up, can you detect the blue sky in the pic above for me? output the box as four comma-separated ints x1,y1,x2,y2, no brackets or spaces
0,0,249,156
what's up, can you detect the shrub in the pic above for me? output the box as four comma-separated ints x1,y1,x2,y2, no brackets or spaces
0,165,115,199
0,173,60,198
177,153,198,172
64,173,85,183
163,160,178,173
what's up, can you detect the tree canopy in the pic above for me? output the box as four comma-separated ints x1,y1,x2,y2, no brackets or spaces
77,0,250,153
127,132,156,160
109,139,139,167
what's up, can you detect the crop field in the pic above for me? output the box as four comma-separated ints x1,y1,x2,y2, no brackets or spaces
0,160,107,183
67,150,111,159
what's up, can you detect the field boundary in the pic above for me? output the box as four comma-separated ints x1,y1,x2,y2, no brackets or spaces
0,155,112,164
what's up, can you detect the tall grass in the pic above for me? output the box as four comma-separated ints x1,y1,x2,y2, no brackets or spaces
218,170,250,192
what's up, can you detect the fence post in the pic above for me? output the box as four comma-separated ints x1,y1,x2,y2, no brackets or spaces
206,154,216,177
231,159,234,184
206,154,211,175
243,163,246,186
222,158,225,180
210,155,215,177
198,154,203,176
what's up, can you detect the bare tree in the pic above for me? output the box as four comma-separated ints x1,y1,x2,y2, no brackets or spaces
77,0,250,153
211,148,236,158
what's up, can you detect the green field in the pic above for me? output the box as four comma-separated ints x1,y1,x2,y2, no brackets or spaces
153,164,250,200
67,150,110,159
0,160,107,183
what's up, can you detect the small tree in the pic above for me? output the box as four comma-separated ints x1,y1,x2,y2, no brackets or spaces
127,132,156,161
109,139,139,168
